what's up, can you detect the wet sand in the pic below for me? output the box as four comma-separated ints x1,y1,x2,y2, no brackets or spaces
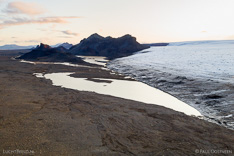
0,53,233,155
107,46,234,129
108,62,234,129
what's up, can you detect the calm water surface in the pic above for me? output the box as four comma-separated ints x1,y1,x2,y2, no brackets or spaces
35,72,201,116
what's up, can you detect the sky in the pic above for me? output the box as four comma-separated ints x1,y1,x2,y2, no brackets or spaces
0,0,234,46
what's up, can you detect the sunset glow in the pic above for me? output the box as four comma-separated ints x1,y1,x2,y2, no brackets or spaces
1,0,234,45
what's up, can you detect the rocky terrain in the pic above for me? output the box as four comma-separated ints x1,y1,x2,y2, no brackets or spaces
69,33,150,59
17,43,85,64
0,52,233,155
108,62,234,130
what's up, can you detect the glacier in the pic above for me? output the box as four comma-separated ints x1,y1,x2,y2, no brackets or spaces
108,40,234,129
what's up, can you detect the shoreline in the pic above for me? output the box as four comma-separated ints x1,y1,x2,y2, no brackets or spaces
108,59,234,129
38,72,201,116
17,55,234,129
29,56,201,116
0,54,233,155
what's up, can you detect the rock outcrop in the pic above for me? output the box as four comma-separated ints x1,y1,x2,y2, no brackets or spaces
18,43,85,64
69,33,150,59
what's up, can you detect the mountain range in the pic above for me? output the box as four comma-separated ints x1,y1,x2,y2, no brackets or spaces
16,33,161,63
0,43,73,50
17,43,85,64
52,42,73,49
69,33,150,59
0,44,35,50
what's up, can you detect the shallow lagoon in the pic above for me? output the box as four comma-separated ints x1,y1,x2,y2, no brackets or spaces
35,72,201,116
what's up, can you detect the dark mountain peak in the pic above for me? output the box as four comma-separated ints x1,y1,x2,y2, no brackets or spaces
40,43,51,48
105,36,113,39
58,42,73,49
69,34,150,59
56,46,68,52
120,34,133,38
17,43,85,64
87,33,104,40
118,34,136,42
36,43,52,51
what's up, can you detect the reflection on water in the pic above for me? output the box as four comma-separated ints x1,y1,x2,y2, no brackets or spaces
36,72,201,116
20,60,96,68
77,56,108,66
20,56,109,69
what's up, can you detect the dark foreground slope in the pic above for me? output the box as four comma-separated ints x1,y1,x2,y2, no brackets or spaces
18,43,85,64
0,55,233,155
69,33,150,59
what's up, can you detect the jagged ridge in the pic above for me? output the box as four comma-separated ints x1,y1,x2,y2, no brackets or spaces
18,43,85,64
69,33,150,59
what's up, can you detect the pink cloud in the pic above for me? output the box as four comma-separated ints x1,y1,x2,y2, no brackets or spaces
4,1,46,15
0,16,81,29
61,30,79,36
